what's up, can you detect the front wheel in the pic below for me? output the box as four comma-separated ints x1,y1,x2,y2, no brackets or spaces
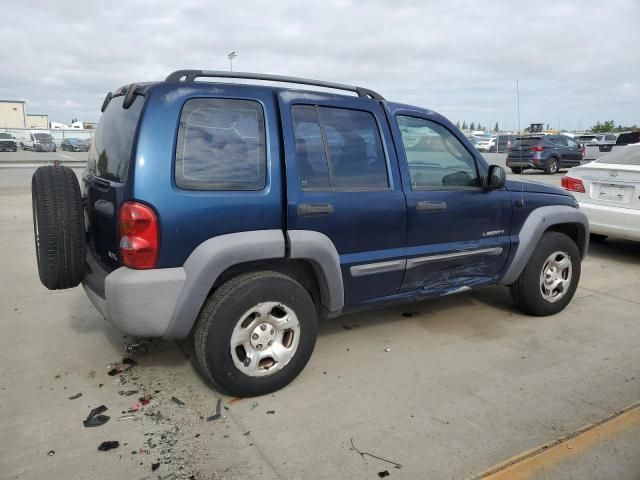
194,271,318,397
510,231,580,316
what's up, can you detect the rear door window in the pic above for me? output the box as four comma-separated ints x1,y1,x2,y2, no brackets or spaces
89,94,144,182
175,98,266,191
292,105,389,190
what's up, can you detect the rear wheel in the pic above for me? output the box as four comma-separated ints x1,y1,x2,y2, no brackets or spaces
31,166,86,290
510,231,580,316
544,157,559,174
194,271,318,397
510,167,523,174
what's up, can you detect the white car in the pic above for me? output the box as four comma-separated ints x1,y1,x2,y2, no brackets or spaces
475,136,497,152
562,144,640,241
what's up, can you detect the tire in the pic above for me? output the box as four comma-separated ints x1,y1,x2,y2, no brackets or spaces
590,233,607,242
544,157,559,175
510,167,523,174
194,271,318,397
510,231,580,316
31,166,86,290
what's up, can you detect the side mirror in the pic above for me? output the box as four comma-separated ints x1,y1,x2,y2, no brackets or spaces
486,164,506,189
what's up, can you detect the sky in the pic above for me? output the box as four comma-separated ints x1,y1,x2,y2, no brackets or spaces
1,0,638,131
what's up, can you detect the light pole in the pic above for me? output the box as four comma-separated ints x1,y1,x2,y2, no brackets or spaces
228,51,237,72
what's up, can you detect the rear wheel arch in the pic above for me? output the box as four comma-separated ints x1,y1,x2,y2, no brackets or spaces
546,222,587,258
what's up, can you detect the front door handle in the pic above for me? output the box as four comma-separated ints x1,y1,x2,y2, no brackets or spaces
298,203,334,217
416,200,447,213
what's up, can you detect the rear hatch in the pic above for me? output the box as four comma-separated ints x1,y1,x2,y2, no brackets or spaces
85,93,145,271
507,137,542,160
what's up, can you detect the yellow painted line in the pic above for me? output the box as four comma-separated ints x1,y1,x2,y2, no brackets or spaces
469,402,640,480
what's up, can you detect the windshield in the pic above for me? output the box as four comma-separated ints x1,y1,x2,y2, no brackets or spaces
67,138,80,143
596,146,640,166
34,133,53,140
0,133,13,139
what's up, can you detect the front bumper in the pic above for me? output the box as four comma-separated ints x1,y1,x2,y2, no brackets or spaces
579,201,640,241
82,251,186,337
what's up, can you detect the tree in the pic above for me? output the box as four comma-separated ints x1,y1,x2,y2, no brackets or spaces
546,123,550,130
494,122,499,132
456,120,461,129
462,121,468,130
591,120,615,133
469,122,475,131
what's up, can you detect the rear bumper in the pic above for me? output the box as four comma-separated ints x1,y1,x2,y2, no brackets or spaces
579,201,640,241
82,251,186,337
506,159,538,169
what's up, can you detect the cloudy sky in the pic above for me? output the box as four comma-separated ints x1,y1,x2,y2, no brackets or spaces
1,0,638,130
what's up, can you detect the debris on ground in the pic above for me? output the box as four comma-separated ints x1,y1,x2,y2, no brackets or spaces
151,462,160,471
122,357,137,366
83,405,110,428
384,348,391,352
171,396,185,406
97,441,120,451
124,341,150,355
68,392,82,400
207,399,222,421
117,414,137,421
118,390,139,397
47,450,55,456
350,437,402,469
129,403,141,412
107,358,138,376
140,396,151,406
266,410,275,415
378,470,390,478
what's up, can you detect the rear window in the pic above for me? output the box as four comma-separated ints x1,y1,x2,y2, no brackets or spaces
616,132,640,145
0,133,12,139
596,146,640,166
34,133,53,140
89,94,144,182
175,98,266,191
512,137,541,147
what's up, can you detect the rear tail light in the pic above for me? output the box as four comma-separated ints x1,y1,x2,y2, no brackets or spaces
561,176,586,193
119,201,159,269
530,145,544,152
508,147,512,153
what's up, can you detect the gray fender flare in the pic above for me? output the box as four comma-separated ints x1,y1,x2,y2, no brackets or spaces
499,205,589,285
287,230,344,316
163,230,285,339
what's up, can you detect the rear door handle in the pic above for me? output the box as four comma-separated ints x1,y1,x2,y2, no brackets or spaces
416,201,447,212
297,203,334,217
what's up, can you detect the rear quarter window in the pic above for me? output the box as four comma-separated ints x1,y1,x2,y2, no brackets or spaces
89,94,144,183
175,98,266,191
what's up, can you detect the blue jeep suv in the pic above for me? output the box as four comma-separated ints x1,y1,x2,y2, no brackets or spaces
31,70,589,396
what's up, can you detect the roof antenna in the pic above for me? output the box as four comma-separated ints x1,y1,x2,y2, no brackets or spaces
516,79,524,207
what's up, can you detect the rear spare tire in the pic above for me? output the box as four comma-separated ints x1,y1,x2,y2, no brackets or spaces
31,165,86,290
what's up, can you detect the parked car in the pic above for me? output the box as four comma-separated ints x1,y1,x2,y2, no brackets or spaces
0,133,18,152
61,137,90,152
583,130,640,162
575,134,617,146
506,135,584,174
496,134,516,153
23,132,56,152
476,136,497,152
562,144,640,241
30,70,588,396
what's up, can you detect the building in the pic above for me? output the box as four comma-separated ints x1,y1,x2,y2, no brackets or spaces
27,114,49,129
0,100,27,128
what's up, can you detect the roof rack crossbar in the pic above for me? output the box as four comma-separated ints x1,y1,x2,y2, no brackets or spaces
164,70,385,100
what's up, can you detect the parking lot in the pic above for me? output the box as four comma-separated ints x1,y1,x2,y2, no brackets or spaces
1,158,639,479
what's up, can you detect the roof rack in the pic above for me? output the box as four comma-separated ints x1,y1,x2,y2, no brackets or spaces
164,70,385,100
